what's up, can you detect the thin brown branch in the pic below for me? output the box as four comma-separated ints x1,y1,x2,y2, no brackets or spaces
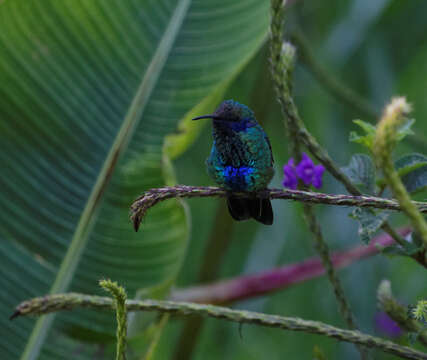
130,185,427,231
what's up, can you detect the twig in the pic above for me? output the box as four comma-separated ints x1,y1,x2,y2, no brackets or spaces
129,186,427,231
11,294,427,360
171,227,411,304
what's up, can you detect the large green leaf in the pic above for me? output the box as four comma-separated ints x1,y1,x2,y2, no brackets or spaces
0,0,269,358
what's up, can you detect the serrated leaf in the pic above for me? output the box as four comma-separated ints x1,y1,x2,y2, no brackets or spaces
351,208,389,244
377,153,427,187
0,1,270,359
341,154,376,194
395,153,427,173
401,161,427,194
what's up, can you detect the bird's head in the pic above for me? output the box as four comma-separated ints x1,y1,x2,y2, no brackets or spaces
192,100,255,123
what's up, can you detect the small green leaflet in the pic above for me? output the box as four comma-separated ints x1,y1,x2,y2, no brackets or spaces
349,118,415,151
396,118,416,141
349,120,377,150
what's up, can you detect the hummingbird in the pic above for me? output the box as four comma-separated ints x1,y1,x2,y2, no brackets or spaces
193,100,274,225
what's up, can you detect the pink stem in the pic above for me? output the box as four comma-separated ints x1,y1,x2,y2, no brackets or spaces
171,227,411,304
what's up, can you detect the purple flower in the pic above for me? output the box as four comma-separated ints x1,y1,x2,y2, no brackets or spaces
282,153,325,190
375,312,402,338
295,153,315,185
312,164,325,189
295,153,325,189
282,158,298,190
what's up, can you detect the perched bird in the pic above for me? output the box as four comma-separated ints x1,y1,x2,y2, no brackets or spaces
193,100,274,225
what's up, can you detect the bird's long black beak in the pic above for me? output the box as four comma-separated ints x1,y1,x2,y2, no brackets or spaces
192,114,220,121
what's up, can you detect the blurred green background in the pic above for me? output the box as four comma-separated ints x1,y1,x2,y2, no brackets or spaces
1,0,426,359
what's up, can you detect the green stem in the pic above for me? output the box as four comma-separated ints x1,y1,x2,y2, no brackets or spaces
374,98,427,249
269,2,365,358
100,280,128,360
12,293,427,360
381,222,412,249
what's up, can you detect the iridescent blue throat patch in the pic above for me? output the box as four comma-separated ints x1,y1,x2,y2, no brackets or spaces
223,165,254,191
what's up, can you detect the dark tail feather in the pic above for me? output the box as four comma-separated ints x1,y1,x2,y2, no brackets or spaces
227,196,273,225
248,198,273,225
227,196,251,221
